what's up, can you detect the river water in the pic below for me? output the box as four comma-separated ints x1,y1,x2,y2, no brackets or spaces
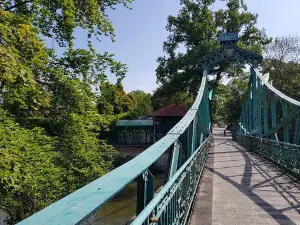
84,172,165,225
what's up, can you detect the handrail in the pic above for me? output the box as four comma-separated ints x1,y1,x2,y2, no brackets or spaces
234,133,300,178
17,73,210,225
131,135,211,224
254,68,300,106
235,132,300,148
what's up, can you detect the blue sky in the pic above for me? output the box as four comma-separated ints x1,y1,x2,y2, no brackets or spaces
47,0,300,93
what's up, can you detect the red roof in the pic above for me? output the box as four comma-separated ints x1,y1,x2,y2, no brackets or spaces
151,103,187,117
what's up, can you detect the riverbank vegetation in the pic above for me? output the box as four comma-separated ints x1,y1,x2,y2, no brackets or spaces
0,0,141,223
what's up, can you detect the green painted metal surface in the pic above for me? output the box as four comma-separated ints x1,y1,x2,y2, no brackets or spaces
131,136,211,225
169,141,181,179
263,85,268,135
237,67,300,178
294,115,300,145
136,171,155,215
234,134,300,178
251,67,257,132
219,32,238,42
17,70,211,225
200,33,263,70
282,100,289,143
116,119,153,126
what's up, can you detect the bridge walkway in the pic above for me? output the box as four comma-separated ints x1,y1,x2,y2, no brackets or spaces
189,128,300,225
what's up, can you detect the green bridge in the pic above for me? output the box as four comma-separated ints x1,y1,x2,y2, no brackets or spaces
17,33,300,225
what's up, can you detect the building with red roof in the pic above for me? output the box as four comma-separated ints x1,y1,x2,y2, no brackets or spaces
111,103,187,146
152,103,187,141
151,103,187,117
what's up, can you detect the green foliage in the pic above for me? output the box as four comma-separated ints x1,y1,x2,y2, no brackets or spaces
0,108,66,223
53,112,116,191
129,90,153,117
262,35,300,100
2,0,132,47
56,48,128,85
0,0,133,221
212,84,231,123
0,10,51,119
154,0,270,107
225,77,248,124
212,76,248,124
152,87,193,110
44,72,118,191
97,82,135,115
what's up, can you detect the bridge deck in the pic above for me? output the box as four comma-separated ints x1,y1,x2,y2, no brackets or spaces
189,128,300,225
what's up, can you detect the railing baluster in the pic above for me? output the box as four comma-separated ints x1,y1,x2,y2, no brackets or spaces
263,85,268,135
257,78,262,135
251,67,257,132
282,100,289,143
294,115,300,145
169,141,181,179
248,87,252,132
245,100,249,133
271,93,279,141
187,124,192,158
191,117,197,153
137,170,155,216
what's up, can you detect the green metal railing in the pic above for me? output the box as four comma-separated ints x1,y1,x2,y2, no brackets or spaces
17,71,211,225
131,136,211,225
235,134,300,177
236,67,300,177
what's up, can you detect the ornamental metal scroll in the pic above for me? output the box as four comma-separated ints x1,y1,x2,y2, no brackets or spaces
199,33,263,70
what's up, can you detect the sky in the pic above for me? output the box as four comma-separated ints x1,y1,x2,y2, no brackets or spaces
47,0,300,94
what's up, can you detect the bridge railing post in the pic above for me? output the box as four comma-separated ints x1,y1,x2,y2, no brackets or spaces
136,170,155,217
294,115,300,145
271,93,279,141
168,140,182,179
251,67,257,132
263,85,269,136
191,115,197,153
257,77,262,135
282,100,289,143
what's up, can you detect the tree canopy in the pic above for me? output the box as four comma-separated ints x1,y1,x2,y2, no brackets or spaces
129,90,153,117
211,76,248,125
0,0,133,223
262,35,300,100
155,0,270,103
2,0,132,47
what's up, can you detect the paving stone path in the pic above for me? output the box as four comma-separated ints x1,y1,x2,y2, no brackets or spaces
189,128,300,225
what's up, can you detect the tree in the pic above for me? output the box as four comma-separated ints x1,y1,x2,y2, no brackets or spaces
152,87,193,110
2,0,132,47
129,90,153,117
97,82,135,115
155,0,270,106
0,12,121,223
211,76,248,125
212,83,231,123
0,10,51,119
0,108,66,223
224,76,248,124
0,0,133,222
262,35,300,100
